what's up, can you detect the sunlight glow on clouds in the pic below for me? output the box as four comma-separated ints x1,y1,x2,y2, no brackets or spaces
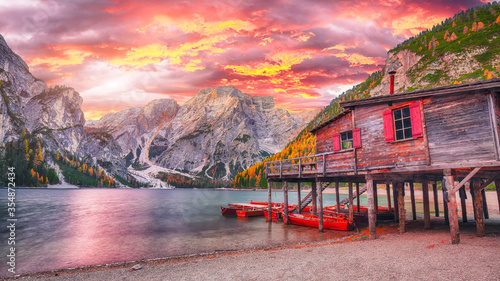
0,0,492,120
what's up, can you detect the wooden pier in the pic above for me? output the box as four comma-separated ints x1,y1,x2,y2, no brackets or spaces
265,77,500,244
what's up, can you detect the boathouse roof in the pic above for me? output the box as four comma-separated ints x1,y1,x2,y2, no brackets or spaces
309,78,500,134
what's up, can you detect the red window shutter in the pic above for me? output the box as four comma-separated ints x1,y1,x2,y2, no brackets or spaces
410,102,423,138
332,133,340,152
383,110,394,142
352,128,361,148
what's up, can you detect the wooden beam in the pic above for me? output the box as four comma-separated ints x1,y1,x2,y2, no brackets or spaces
481,189,489,220
470,185,477,220
472,178,485,237
443,186,449,226
312,181,317,216
318,181,324,232
451,167,482,193
496,180,500,218
433,182,440,217
386,183,392,211
283,181,289,225
479,172,500,190
297,182,301,214
393,181,399,222
443,172,460,244
348,181,354,221
409,181,417,220
366,175,376,239
335,180,340,212
459,185,468,223
422,180,431,229
374,182,378,219
397,181,406,234
356,182,360,212
267,181,272,223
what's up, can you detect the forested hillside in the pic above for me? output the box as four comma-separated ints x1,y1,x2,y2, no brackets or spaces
234,2,500,188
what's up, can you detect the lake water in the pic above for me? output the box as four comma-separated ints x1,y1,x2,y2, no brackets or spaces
0,188,366,276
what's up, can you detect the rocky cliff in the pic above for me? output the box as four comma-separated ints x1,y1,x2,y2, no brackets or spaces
0,34,125,179
86,99,180,163
148,86,315,179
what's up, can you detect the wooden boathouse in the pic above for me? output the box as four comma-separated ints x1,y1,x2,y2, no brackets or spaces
265,76,500,244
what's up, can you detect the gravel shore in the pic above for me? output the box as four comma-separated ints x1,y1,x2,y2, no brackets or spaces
8,218,500,281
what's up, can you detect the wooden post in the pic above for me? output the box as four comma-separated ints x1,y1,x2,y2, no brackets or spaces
433,182,439,217
397,181,406,234
495,180,500,217
443,183,449,225
481,189,489,220
470,186,477,220
366,175,376,239
297,181,301,214
317,181,324,232
459,185,468,223
348,181,354,221
312,181,317,215
409,181,417,220
472,178,485,237
267,181,272,223
335,180,340,212
422,180,431,229
392,182,399,222
386,183,392,211
356,182,360,212
444,171,460,244
283,181,289,225
374,182,378,219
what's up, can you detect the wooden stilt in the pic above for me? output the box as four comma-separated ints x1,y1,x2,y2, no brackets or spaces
348,181,354,221
443,183,449,225
386,183,392,211
267,181,272,223
283,181,289,225
472,178,485,237
444,171,460,244
356,182,360,211
335,180,340,212
366,175,376,239
470,186,477,220
317,181,324,232
297,182,301,214
495,180,500,217
396,181,405,233
433,182,439,217
312,181,317,216
409,181,417,220
422,180,431,229
392,182,399,223
459,186,468,223
374,182,378,215
481,189,489,220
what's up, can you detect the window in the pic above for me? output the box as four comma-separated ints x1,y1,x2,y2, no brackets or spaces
383,102,423,143
340,131,353,150
393,107,412,140
333,129,361,152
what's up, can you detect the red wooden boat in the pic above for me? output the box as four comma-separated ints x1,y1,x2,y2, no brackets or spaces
263,209,282,220
287,213,355,231
236,207,266,217
220,205,245,216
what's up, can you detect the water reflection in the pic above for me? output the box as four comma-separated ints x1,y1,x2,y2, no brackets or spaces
0,189,358,277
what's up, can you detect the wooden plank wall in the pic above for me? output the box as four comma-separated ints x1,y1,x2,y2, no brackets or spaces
315,112,353,154
355,102,427,169
425,92,496,164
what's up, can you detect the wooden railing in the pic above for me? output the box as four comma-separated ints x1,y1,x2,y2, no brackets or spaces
265,149,357,179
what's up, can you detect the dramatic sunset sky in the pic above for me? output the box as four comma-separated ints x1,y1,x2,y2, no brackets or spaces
0,0,493,120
